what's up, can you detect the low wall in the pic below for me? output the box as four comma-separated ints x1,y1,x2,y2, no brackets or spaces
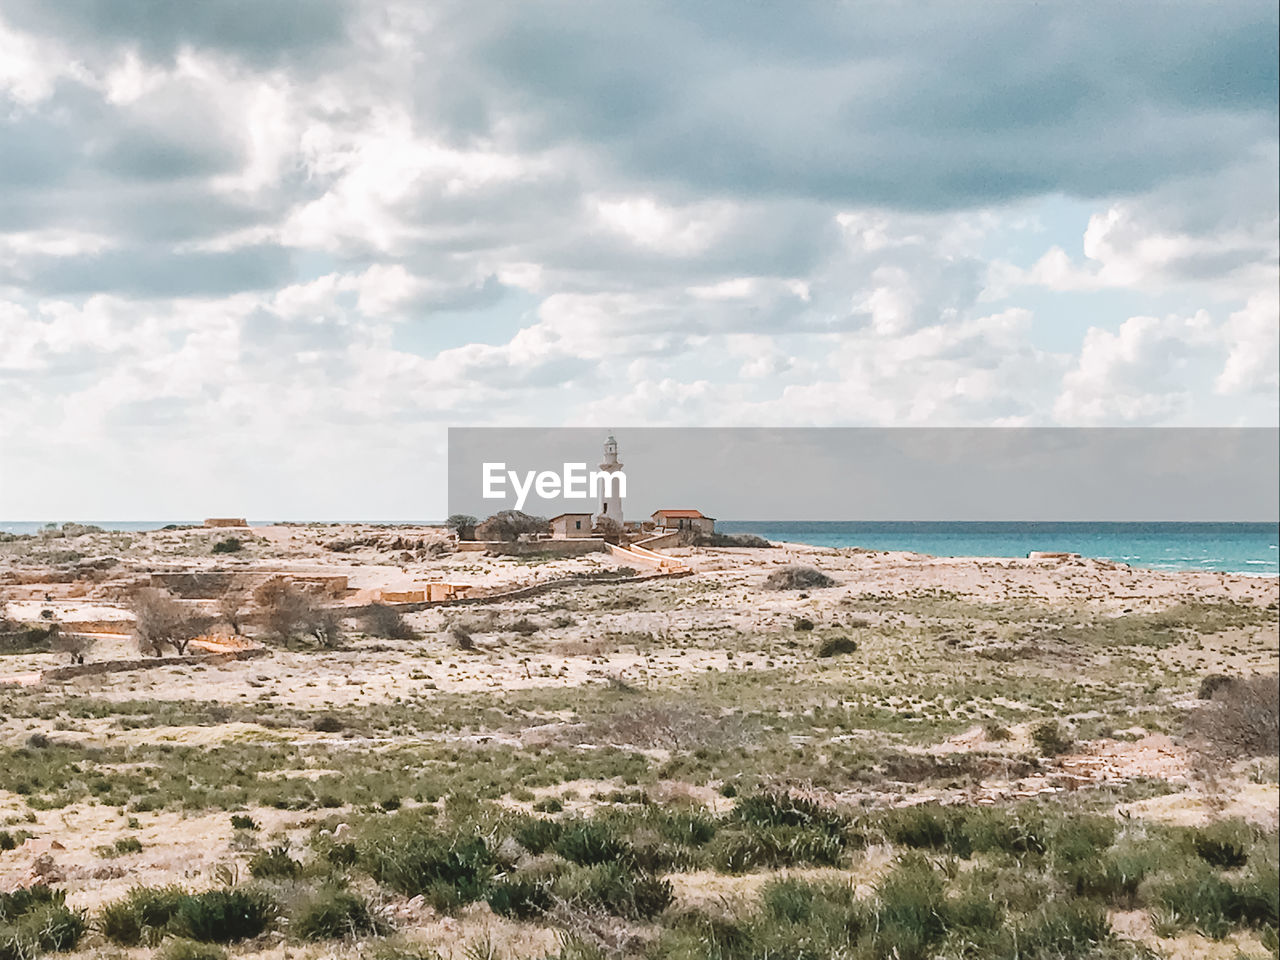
7,647,269,685
455,540,607,557
358,568,692,615
635,532,681,550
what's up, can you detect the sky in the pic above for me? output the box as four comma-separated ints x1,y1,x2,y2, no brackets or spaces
0,1,1277,519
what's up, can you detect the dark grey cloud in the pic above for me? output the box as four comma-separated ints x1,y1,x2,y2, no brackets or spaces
415,0,1277,209
1,0,355,65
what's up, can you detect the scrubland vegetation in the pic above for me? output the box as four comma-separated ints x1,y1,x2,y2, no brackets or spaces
0,525,1275,958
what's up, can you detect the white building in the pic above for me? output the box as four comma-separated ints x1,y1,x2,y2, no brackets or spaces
549,513,594,539
651,509,715,534
597,434,624,525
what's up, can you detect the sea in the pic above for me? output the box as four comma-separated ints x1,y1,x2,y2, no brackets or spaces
2,519,1276,576
717,521,1278,576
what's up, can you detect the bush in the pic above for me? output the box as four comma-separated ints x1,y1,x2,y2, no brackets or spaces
511,816,563,854
1191,674,1280,757
881,805,968,856
871,856,947,959
312,714,344,733
229,815,259,831
816,636,857,658
733,791,850,835
475,511,550,542
448,624,475,651
1030,719,1074,756
487,875,555,919
1148,860,1279,937
690,533,773,548
248,845,302,879
554,821,631,865
1004,901,1112,957
158,940,228,960
709,825,846,873
171,888,277,943
1197,674,1235,699
362,604,417,640
553,862,672,920
98,885,189,946
794,618,815,631
211,538,242,554
131,587,210,656
1192,821,1250,868
0,886,85,959
360,825,496,904
291,885,385,940
763,566,835,591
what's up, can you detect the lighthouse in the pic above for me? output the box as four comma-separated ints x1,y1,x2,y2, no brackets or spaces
597,434,624,524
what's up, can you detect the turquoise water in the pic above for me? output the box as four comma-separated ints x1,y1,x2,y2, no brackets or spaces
717,521,1278,575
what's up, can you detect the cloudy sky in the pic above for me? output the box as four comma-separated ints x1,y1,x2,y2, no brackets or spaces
1,1,1276,519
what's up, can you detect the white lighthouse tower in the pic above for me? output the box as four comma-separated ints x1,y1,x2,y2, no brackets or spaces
597,434,624,525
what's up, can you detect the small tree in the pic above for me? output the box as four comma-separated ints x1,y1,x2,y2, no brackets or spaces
445,514,478,541
253,579,343,648
131,587,208,656
253,579,314,644
361,603,416,640
475,510,550,542
217,582,248,635
51,631,95,664
595,516,623,544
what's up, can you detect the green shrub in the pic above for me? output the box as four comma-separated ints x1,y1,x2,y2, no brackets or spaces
1003,900,1111,957
881,805,968,856
291,885,385,940
1062,843,1160,905
158,940,228,960
361,825,496,903
510,815,563,854
764,565,835,590
325,841,359,869
816,636,858,658
0,885,65,923
1030,720,1074,757
1192,821,1250,868
962,808,1047,857
229,815,259,831
732,791,850,836
0,886,85,959
171,888,277,943
248,844,302,879
794,618,815,632
1148,859,1279,937
871,856,947,960
1048,815,1116,863
211,538,242,554
532,797,563,813
553,821,630,866
709,825,845,873
98,885,189,946
487,875,555,919
552,862,672,920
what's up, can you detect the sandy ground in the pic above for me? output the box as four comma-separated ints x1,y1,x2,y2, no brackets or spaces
0,526,1276,958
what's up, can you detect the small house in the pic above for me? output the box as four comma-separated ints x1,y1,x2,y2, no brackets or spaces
549,513,595,539
650,509,715,535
